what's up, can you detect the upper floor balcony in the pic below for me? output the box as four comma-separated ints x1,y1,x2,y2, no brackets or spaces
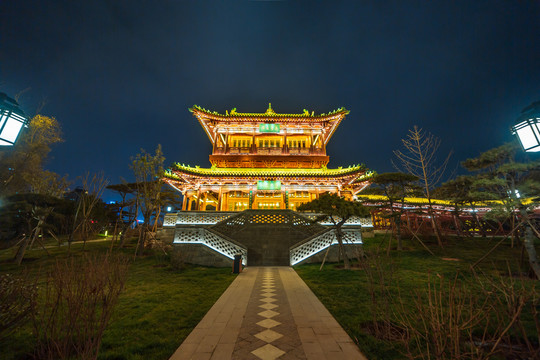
213,145,326,156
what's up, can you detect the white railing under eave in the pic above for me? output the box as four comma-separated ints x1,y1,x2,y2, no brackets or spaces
163,213,178,227
301,214,373,227
164,211,373,228
163,211,237,227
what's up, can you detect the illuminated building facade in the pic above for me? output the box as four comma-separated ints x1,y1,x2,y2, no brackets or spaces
164,104,372,211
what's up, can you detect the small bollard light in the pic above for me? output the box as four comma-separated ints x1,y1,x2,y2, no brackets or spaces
233,254,242,274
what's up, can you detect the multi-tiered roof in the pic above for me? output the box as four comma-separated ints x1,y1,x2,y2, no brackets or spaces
190,104,349,169
164,104,371,211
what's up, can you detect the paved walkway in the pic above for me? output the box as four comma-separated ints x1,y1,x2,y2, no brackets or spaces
170,267,367,360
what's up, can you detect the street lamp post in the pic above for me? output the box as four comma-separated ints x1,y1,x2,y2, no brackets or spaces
0,92,28,146
511,100,540,152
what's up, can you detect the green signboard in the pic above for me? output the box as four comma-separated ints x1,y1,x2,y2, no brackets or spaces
257,180,281,190
259,123,280,133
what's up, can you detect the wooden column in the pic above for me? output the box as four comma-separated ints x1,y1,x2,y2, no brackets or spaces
182,193,187,211
202,192,208,211
196,188,202,210
252,129,256,154
223,191,229,211
217,187,223,211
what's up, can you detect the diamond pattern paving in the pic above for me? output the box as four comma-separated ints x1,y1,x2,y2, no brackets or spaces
251,344,286,360
256,317,281,329
170,267,367,360
259,303,278,310
232,267,299,359
250,269,286,359
258,309,279,318
254,329,283,343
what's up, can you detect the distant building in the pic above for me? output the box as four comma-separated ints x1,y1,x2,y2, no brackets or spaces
164,104,372,210
63,186,86,202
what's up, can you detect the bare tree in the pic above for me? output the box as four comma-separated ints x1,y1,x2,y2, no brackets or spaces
31,253,129,360
130,145,165,257
106,182,137,247
393,126,452,247
361,172,435,254
3,193,61,264
68,172,109,249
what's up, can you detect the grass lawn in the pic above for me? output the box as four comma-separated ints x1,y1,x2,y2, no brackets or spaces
294,234,539,360
0,238,236,360
2,233,538,359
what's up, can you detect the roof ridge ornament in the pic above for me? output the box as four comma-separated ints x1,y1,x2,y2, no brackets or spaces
190,104,349,118
265,103,276,115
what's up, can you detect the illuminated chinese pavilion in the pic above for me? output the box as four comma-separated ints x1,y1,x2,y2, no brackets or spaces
164,104,372,211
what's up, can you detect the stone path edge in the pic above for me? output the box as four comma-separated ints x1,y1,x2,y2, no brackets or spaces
169,267,369,360
169,268,258,360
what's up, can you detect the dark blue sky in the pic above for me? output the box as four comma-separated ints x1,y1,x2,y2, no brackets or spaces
2,1,540,189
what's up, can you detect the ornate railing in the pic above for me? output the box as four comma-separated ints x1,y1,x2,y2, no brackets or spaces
164,211,373,228
168,211,237,226
302,214,373,227
173,227,247,265
211,210,325,239
289,228,363,266
163,213,178,227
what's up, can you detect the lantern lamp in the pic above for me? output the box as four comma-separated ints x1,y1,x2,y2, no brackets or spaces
511,100,540,152
0,92,28,146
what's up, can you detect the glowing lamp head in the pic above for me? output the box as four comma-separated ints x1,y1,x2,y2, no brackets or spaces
0,92,28,146
512,101,540,152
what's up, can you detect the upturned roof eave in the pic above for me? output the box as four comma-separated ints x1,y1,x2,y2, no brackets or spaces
166,164,371,179
189,105,349,122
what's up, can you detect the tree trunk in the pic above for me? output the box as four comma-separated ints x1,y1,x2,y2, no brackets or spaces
319,238,333,271
14,236,30,265
469,203,486,238
396,213,403,251
118,223,128,248
511,215,519,248
405,221,435,255
453,212,463,239
520,209,540,280
68,198,82,250
386,226,393,256
427,203,443,247
135,227,146,257
335,227,350,270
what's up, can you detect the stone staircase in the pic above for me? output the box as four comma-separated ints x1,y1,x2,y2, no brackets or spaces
210,210,326,266
167,210,370,266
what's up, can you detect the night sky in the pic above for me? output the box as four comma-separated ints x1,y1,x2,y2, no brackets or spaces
2,1,540,197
